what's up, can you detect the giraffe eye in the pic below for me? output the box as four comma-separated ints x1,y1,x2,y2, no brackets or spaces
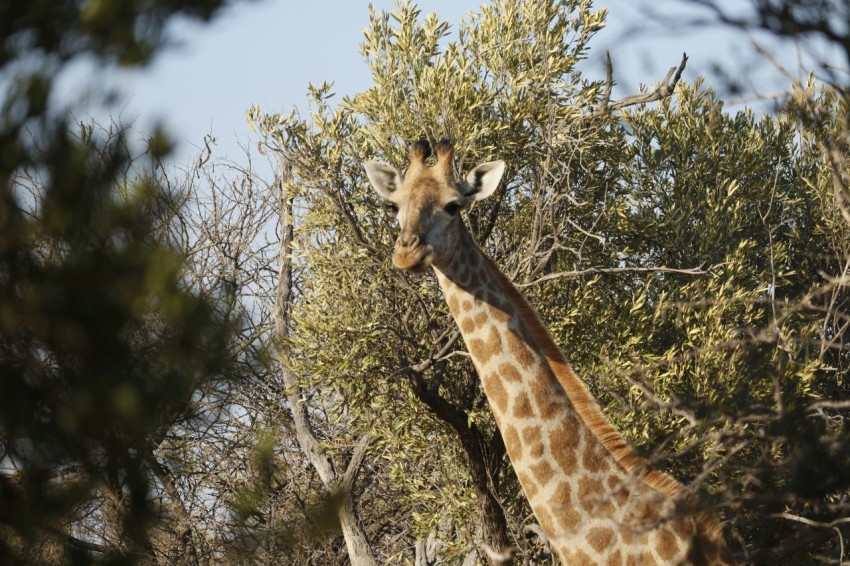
444,202,462,216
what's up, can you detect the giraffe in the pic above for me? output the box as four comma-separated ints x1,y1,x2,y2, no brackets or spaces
363,140,736,565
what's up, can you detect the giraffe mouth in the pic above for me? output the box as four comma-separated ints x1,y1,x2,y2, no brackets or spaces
392,245,434,273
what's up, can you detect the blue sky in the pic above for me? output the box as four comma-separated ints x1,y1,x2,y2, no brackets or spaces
68,0,802,164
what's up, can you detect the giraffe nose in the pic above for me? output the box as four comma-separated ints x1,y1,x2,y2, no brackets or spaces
392,231,433,271
396,232,420,249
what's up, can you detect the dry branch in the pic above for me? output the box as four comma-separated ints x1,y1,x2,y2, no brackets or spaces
516,263,713,288
597,52,689,113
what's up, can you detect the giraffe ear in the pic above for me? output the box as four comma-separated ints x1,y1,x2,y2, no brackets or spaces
462,160,505,202
364,160,403,201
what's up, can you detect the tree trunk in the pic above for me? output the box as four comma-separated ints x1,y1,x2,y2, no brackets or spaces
463,435,513,566
410,372,513,565
338,484,377,565
274,153,377,566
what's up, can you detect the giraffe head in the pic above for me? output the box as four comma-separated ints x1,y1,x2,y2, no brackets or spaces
364,140,505,272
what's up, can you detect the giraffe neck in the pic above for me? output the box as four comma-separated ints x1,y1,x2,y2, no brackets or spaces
432,227,730,564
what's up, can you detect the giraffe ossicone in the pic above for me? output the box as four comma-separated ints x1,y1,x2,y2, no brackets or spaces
364,140,735,565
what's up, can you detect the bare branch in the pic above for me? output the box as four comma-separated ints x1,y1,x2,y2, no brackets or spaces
599,52,689,113
340,433,372,491
516,263,714,288
597,51,615,113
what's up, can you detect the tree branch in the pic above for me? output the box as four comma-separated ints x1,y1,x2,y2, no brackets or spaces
516,263,713,288
274,151,336,485
340,433,372,492
144,450,205,565
597,52,688,113
47,528,113,555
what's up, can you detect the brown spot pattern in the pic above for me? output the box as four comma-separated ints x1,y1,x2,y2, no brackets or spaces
571,549,594,565
460,317,476,334
483,372,509,413
491,307,512,323
512,392,535,419
487,326,502,358
467,337,494,365
530,376,566,419
627,498,656,526
672,516,694,540
557,506,582,531
588,526,616,553
605,550,623,566
507,331,538,369
578,476,605,513
621,525,636,545
530,460,555,484
447,293,459,314
502,424,522,460
521,425,545,458
633,551,658,566
657,527,680,562
553,481,572,507
498,362,522,383
583,442,612,474
535,505,555,534
549,421,580,475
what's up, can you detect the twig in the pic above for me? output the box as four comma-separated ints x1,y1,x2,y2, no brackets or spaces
516,263,712,288
772,512,850,564
597,51,614,112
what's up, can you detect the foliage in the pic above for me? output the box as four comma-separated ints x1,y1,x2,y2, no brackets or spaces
0,0,228,67
249,0,850,563
6,0,848,564
0,0,242,563
589,81,849,561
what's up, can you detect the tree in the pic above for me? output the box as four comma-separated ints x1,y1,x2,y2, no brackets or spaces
615,2,850,561
644,0,850,85
0,1,245,563
602,81,850,563
139,133,382,565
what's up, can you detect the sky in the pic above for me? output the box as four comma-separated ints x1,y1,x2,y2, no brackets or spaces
64,0,807,165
